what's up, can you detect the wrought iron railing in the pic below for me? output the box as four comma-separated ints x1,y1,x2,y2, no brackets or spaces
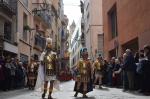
0,0,9,4
0,0,17,14
34,34,46,50
34,11,51,28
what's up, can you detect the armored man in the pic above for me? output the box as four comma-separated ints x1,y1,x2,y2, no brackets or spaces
38,38,58,99
74,48,93,98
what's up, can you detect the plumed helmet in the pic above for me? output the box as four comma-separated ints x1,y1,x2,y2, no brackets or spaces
46,37,52,45
80,48,88,56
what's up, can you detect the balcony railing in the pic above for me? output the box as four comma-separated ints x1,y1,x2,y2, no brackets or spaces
0,0,16,14
34,10,51,28
0,0,9,4
34,34,46,50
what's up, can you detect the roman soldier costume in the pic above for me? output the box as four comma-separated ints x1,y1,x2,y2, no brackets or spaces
35,38,58,99
93,54,104,88
74,48,93,98
28,60,37,90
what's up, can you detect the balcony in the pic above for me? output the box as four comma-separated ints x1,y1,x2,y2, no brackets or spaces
61,29,69,42
0,0,16,15
34,34,46,51
34,10,51,28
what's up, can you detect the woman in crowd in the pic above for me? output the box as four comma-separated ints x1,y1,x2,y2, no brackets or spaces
107,57,115,86
112,59,122,87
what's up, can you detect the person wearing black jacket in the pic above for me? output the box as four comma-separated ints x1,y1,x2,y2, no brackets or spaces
122,49,136,91
140,45,150,94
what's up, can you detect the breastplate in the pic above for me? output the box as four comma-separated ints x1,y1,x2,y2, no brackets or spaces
44,53,55,76
79,61,87,75
47,54,53,70
95,61,101,70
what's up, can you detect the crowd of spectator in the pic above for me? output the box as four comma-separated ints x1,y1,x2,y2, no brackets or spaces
99,44,150,95
0,57,27,91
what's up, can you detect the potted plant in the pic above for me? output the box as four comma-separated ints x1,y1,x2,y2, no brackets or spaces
23,25,31,32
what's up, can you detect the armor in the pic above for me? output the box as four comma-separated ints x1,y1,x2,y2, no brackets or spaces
93,57,104,88
77,60,91,82
37,37,58,99
94,60,101,70
74,48,93,98
28,61,37,89
44,52,56,76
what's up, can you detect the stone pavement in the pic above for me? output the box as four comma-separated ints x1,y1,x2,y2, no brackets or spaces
0,80,150,99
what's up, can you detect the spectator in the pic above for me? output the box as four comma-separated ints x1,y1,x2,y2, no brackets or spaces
140,45,150,94
122,53,129,91
107,57,115,86
22,62,27,88
10,58,16,89
15,62,24,88
144,45,150,60
0,56,5,91
122,49,136,91
102,60,108,85
134,52,139,63
136,50,145,92
112,59,122,87
4,58,12,90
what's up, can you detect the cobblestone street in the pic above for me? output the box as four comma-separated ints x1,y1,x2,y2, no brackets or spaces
0,81,150,99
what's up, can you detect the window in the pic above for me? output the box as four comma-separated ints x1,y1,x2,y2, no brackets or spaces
23,13,28,41
98,34,103,50
4,21,12,41
108,4,118,39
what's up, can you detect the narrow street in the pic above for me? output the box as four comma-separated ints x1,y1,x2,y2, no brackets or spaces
0,81,150,99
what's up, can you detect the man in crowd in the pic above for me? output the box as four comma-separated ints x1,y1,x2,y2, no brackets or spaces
122,49,136,91
140,45,150,94
0,56,5,91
